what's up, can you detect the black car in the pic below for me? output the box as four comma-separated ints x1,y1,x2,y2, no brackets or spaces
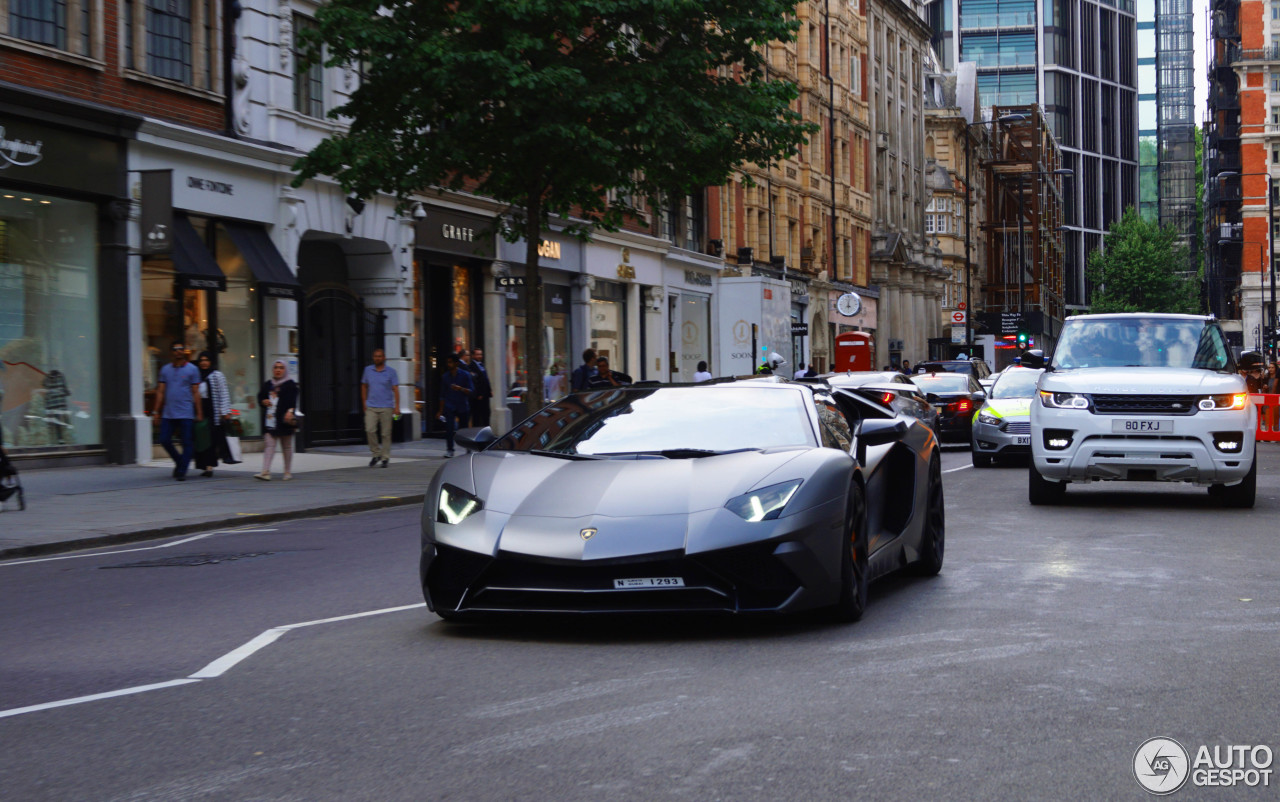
909,372,985,443
823,371,939,433
911,359,992,384
421,377,945,622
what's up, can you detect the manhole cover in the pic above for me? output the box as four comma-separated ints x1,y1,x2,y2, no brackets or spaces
100,552,278,568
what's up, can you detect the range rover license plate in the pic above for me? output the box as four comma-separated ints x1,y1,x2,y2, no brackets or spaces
614,577,685,589
1112,419,1173,433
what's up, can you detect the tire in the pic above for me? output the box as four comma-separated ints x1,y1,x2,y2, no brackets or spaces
912,455,945,576
972,451,993,468
831,481,869,622
1209,456,1257,509
1028,460,1066,505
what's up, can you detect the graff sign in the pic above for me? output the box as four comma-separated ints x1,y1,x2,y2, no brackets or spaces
0,126,43,169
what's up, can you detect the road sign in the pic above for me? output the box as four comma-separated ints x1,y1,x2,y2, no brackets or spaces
951,325,965,344
951,310,967,325
957,301,966,311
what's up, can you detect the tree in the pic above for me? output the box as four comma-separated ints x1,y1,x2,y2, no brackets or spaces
1086,209,1200,314
293,0,816,405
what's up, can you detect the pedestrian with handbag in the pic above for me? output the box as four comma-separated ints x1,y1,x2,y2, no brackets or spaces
193,351,233,477
255,361,298,481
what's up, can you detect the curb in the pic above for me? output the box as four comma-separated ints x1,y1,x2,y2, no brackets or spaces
0,493,426,561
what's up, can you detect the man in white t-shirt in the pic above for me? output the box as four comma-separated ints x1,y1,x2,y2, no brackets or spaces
693,361,713,382
793,363,808,379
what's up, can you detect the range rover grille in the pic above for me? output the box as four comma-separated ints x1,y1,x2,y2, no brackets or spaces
1090,394,1201,415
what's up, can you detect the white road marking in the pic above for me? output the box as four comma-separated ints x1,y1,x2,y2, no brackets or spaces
0,529,280,567
0,602,426,719
943,464,972,474
0,679,200,720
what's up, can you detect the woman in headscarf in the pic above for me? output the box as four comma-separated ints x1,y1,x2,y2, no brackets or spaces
194,351,232,477
256,360,298,481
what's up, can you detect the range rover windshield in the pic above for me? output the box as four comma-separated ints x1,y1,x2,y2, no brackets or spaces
1053,317,1231,371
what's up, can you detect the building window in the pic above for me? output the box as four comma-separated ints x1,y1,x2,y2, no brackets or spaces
293,14,324,117
9,0,66,48
146,0,192,84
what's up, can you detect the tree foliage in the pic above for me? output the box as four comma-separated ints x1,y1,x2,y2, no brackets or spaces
1087,209,1201,314
293,0,815,405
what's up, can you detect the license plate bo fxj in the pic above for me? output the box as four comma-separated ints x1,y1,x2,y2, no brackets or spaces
1111,419,1173,433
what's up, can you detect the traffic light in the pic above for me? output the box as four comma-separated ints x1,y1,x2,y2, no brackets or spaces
1015,329,1029,347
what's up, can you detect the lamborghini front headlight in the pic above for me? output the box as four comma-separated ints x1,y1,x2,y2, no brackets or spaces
437,484,484,524
724,480,803,522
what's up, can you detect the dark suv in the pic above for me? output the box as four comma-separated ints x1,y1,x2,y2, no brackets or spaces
912,360,992,382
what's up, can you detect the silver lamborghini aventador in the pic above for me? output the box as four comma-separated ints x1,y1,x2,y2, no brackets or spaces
420,378,945,622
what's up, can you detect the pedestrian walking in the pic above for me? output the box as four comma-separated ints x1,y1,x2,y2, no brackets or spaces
361,347,400,467
256,361,298,481
544,363,566,402
900,360,912,375
570,348,597,392
468,348,493,427
436,353,474,457
793,363,808,379
693,361,713,382
193,351,232,477
152,341,202,481
1239,352,1268,393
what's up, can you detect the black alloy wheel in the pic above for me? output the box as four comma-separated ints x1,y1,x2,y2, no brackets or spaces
912,455,945,576
831,481,869,622
1208,454,1257,509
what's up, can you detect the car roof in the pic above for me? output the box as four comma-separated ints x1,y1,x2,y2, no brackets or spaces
1064,312,1213,322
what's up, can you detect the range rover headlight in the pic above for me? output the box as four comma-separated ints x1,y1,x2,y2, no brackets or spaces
977,411,1001,426
1039,391,1091,410
725,480,802,522
437,484,484,524
1198,394,1248,411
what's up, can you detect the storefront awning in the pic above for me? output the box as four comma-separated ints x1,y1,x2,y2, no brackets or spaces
174,215,226,291
223,222,303,299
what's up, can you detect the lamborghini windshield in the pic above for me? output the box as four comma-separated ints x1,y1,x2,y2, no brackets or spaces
488,386,818,455
1052,317,1231,370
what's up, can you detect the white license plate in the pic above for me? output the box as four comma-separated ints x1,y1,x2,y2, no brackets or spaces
614,577,685,589
1014,435,1031,446
1112,419,1173,433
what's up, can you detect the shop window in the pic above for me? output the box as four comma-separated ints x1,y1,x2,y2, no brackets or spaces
590,280,627,375
213,223,263,437
0,193,101,451
293,14,324,117
677,293,711,382
504,279,569,401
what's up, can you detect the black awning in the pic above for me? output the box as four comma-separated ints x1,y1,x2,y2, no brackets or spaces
173,215,226,291
223,222,303,299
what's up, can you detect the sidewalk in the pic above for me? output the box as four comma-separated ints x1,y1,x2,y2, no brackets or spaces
0,441,454,559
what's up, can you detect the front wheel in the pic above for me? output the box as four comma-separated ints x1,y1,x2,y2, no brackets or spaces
912,455,945,576
1028,460,1066,505
831,481,868,622
1209,455,1256,508
972,451,993,468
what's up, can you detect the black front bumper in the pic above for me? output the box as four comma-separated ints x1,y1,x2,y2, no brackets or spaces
422,537,833,616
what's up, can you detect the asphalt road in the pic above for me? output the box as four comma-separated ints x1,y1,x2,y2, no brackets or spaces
2,446,1278,801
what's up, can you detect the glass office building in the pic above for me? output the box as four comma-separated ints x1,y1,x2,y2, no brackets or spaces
926,0,1140,307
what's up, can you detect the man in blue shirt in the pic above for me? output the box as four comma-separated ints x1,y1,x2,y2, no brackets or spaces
152,341,203,481
435,353,474,457
361,348,400,467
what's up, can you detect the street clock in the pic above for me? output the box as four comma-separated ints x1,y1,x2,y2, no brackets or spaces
836,292,862,317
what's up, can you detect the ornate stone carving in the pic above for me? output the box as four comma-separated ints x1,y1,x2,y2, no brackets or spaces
279,9,293,71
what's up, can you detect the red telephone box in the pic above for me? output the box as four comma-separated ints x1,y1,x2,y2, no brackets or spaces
834,331,874,372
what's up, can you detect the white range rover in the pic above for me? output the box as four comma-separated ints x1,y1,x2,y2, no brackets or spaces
1025,313,1256,507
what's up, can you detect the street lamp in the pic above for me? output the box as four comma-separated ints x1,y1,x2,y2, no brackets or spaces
1217,171,1276,355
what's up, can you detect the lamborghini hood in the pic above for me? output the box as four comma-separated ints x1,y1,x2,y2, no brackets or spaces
469,448,809,517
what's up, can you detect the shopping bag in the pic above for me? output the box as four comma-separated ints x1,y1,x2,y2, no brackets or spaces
224,435,243,463
194,419,211,452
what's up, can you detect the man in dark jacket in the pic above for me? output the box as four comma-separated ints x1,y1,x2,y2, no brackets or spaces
570,348,597,392
467,348,493,427
436,354,474,457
